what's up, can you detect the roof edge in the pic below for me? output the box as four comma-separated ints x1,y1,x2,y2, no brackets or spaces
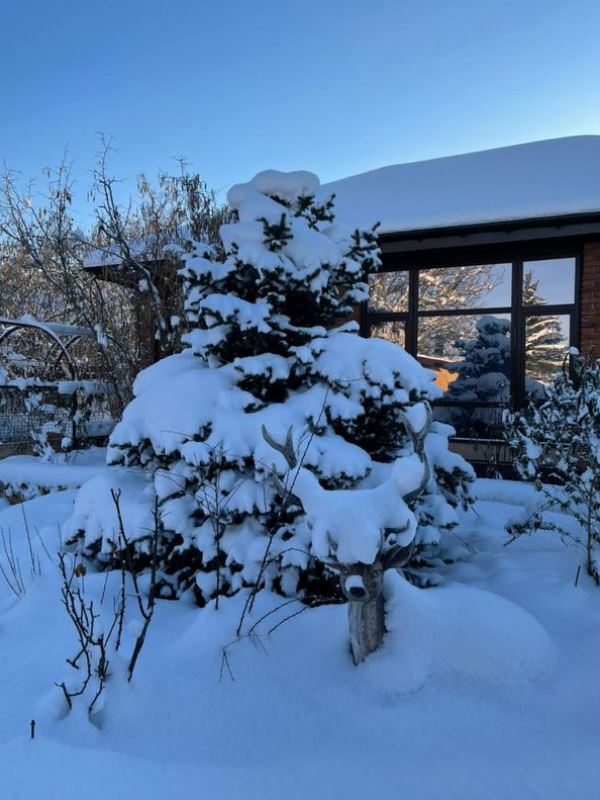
377,209,600,242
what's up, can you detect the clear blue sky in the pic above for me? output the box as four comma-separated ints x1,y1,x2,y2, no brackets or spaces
2,0,600,203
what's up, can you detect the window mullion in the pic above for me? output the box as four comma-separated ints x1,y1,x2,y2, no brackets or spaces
406,267,419,356
511,258,524,407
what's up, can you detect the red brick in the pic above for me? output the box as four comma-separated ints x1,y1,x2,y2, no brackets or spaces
580,241,600,357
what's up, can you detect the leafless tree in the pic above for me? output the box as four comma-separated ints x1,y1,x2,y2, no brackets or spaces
0,159,132,413
90,139,230,362
0,142,230,417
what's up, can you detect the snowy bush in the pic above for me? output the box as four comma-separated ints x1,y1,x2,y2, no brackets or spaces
63,169,473,608
505,351,600,584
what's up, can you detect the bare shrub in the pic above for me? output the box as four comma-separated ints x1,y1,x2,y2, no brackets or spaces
56,552,124,715
0,143,229,417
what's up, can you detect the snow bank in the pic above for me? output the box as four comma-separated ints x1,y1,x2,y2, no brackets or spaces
0,455,109,492
364,571,553,693
474,478,565,507
0,490,597,800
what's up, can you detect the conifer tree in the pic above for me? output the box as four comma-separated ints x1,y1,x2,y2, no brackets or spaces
64,170,473,604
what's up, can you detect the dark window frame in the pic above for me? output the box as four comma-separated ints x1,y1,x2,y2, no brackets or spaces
365,245,581,433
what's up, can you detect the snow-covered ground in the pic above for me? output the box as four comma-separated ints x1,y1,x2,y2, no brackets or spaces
0,447,109,495
0,480,598,800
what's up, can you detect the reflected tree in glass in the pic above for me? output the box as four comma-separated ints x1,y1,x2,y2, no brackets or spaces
419,263,510,311
417,263,510,358
522,258,575,306
523,270,568,388
369,319,405,347
368,271,409,313
438,315,511,436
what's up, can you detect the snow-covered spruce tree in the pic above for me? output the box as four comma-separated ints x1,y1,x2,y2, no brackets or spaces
63,170,473,609
437,315,511,435
505,351,600,585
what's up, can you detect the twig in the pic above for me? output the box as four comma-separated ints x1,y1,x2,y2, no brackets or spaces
56,551,122,714
110,489,159,681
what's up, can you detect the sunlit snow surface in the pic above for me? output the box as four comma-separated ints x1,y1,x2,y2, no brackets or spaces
0,480,598,800
325,136,600,234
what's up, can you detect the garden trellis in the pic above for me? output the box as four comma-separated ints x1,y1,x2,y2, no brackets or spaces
0,316,114,454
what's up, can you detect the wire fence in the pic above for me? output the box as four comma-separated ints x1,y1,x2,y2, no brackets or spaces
0,383,116,455
0,318,116,455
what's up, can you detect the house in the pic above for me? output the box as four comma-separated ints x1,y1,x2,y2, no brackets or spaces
325,136,600,462
86,136,600,463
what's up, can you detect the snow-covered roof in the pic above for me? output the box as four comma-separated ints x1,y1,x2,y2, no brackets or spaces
323,136,600,235
83,239,171,270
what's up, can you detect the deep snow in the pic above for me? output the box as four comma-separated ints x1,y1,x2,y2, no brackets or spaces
0,448,109,496
324,136,600,234
0,481,598,800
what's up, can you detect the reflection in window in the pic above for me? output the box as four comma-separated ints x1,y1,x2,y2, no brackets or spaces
423,314,510,437
433,404,505,439
368,271,409,313
419,263,511,311
365,250,577,444
434,315,510,401
418,315,464,361
418,313,510,367
370,319,405,348
525,313,569,390
522,258,575,306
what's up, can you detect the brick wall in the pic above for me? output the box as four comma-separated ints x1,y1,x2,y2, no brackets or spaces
580,241,600,357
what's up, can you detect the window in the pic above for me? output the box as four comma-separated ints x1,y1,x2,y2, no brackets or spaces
370,318,406,347
525,314,570,391
366,252,579,439
368,271,409,313
419,263,511,311
523,258,575,305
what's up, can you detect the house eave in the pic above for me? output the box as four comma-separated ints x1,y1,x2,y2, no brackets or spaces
378,211,600,255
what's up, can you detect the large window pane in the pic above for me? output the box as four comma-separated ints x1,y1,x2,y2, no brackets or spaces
525,313,570,392
522,258,575,306
368,271,409,313
434,404,505,439
419,263,511,311
369,318,405,348
418,314,510,406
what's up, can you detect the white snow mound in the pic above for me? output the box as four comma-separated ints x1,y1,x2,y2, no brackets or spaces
229,169,320,209
363,571,554,693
